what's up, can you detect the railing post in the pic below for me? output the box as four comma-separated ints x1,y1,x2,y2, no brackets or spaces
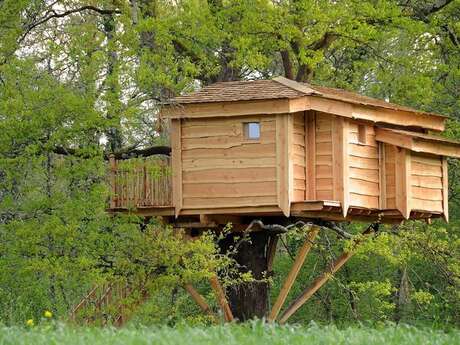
143,163,147,206
109,154,117,208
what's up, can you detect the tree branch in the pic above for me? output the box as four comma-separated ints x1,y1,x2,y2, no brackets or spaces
280,50,294,80
110,146,171,160
19,5,121,43
51,145,171,160
408,0,455,22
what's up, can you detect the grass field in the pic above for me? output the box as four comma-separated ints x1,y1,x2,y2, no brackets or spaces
0,322,459,345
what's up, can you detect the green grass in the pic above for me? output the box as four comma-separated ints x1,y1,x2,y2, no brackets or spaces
1,322,459,345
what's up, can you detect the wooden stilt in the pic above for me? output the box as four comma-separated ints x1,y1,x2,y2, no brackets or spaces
268,225,320,322
279,250,353,324
278,224,379,324
209,275,234,322
183,284,215,318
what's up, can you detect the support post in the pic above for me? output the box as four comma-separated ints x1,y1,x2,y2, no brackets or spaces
209,275,234,322
278,223,379,324
183,284,215,318
268,225,320,322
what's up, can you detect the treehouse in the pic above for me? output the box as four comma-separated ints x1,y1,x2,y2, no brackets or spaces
109,76,460,224
98,77,460,325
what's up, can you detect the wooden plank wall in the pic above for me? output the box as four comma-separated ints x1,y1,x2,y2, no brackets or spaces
348,121,380,209
180,115,278,209
315,112,334,200
410,152,443,213
276,114,293,216
293,112,306,201
384,144,397,209
332,116,349,216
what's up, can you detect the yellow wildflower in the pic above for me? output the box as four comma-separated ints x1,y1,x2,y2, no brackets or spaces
44,310,53,318
26,319,34,327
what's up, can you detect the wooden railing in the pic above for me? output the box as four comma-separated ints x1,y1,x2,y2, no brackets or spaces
69,280,149,327
109,155,172,209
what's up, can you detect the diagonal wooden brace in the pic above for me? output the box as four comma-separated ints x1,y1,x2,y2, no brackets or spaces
268,225,320,322
183,284,215,318
278,223,379,324
209,275,234,322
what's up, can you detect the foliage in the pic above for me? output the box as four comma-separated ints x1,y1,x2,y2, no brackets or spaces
271,221,460,327
1,322,460,345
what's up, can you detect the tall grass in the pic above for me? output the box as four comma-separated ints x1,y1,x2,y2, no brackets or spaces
0,322,459,345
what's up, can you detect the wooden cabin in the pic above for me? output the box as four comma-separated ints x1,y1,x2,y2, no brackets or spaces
109,77,460,224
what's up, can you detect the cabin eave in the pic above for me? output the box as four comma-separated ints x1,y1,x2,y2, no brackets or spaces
162,96,445,132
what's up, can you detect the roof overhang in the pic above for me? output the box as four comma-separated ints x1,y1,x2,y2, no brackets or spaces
161,96,445,132
375,128,460,158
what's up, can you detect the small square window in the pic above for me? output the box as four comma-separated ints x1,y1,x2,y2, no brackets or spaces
358,124,367,144
244,122,260,140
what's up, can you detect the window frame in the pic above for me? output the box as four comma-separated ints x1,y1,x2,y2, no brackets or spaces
243,121,261,141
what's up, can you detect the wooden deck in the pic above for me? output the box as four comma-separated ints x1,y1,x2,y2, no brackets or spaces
107,157,442,224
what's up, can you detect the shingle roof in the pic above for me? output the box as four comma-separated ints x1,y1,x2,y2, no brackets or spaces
309,84,431,116
171,79,306,104
170,76,444,118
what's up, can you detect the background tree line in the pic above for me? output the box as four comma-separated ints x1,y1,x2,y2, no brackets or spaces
0,0,459,326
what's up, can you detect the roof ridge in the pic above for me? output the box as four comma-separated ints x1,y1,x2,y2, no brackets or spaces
272,76,322,96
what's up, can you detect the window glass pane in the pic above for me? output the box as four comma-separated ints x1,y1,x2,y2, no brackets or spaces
247,122,260,139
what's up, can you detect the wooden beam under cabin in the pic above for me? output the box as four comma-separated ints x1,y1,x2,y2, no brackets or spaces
268,225,320,322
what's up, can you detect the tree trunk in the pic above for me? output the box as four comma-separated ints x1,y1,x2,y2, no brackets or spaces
219,231,271,321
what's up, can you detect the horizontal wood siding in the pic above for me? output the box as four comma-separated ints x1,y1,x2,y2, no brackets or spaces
348,122,379,208
410,152,443,212
293,112,306,201
315,112,333,200
181,115,278,209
